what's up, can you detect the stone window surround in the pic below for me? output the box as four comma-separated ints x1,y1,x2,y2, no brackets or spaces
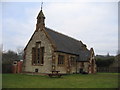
58,55,65,65
32,41,45,66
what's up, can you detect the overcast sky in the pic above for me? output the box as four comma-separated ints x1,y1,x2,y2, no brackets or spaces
1,0,118,55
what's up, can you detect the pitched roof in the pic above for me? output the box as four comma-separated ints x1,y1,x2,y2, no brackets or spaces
45,27,91,61
37,10,45,19
24,27,91,62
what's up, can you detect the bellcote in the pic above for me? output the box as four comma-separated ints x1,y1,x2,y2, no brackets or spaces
37,9,45,18
36,10,45,31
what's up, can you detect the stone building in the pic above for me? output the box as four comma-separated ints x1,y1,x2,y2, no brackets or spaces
23,9,96,74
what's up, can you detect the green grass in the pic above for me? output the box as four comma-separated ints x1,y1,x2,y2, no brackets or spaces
2,73,119,88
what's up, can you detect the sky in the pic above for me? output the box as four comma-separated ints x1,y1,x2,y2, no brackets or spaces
1,0,118,55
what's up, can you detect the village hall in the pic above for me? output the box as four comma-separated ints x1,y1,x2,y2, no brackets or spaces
23,7,97,74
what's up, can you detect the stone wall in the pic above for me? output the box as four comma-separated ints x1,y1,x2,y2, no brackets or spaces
54,52,77,74
88,54,97,73
23,28,96,74
24,29,54,73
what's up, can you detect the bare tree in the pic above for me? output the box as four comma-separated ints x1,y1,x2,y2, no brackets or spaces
17,47,24,60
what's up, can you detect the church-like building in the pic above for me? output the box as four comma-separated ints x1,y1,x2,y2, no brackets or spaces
23,8,96,74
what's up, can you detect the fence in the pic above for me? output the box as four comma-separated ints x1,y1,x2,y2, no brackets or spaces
97,67,120,73
2,64,13,73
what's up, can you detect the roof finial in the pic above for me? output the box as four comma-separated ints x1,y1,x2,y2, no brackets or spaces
41,2,43,10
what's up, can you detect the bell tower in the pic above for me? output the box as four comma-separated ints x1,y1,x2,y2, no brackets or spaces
36,2,45,31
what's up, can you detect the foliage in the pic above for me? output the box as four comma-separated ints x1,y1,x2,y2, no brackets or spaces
2,50,19,64
2,49,24,64
2,49,24,73
96,57,115,67
2,73,118,88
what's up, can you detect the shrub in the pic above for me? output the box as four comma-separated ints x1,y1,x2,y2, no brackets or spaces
96,57,114,67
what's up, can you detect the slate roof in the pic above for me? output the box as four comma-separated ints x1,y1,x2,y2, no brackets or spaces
45,27,91,61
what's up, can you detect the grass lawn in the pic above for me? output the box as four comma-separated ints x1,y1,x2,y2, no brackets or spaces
2,73,119,88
